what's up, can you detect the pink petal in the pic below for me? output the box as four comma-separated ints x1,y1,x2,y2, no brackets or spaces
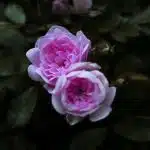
66,70,81,78
51,75,67,95
105,86,116,105
66,114,82,125
67,62,101,73
89,105,112,122
46,25,77,42
35,25,78,51
43,84,54,94
26,48,40,66
77,70,99,83
52,95,65,114
91,70,109,88
36,68,50,84
27,65,42,81
35,36,53,49
76,31,91,60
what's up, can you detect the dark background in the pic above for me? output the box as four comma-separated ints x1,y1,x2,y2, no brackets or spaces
0,0,150,150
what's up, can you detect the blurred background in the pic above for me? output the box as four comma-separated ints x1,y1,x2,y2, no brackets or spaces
0,0,150,150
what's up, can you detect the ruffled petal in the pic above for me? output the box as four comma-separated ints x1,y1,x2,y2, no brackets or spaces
36,68,50,84
76,31,91,60
26,48,40,66
35,36,54,49
89,105,112,122
46,25,77,42
105,86,116,105
91,70,109,88
77,70,99,83
35,25,78,51
43,84,54,94
52,95,65,114
51,75,67,95
27,65,42,81
67,62,101,73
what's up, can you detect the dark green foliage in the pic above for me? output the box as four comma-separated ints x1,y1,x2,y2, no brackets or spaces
0,0,150,150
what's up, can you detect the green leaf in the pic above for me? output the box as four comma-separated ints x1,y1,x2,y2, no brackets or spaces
116,79,150,101
114,55,143,77
0,54,29,76
111,22,139,42
10,134,36,150
131,6,150,24
98,14,121,33
4,4,26,25
7,87,38,127
114,116,150,142
0,75,30,93
139,25,150,35
0,56,18,76
111,32,127,43
70,128,107,150
0,22,25,48
0,3,5,21
0,135,36,150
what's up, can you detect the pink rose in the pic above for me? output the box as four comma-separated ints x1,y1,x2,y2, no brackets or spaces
52,0,70,14
26,25,91,87
52,0,92,14
72,0,92,14
51,62,116,125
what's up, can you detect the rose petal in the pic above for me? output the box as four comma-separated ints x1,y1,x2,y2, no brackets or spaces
35,25,78,51
66,114,82,125
91,70,109,88
105,86,116,105
52,95,65,114
67,62,101,73
46,25,77,42
26,48,40,66
52,75,67,95
89,105,112,122
35,36,54,49
66,70,81,78
36,68,50,84
28,65,42,81
76,31,91,60
43,84,54,94
78,70,97,81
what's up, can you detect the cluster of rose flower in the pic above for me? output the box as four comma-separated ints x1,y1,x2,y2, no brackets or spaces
26,26,116,125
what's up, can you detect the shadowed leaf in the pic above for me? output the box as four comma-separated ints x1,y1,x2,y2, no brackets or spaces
70,128,107,150
7,87,38,127
114,116,150,142
131,6,150,24
4,4,26,25
0,22,25,48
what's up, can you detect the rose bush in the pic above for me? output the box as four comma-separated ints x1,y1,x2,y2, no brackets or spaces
26,25,91,87
51,62,116,125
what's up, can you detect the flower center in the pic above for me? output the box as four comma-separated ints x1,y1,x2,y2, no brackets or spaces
76,88,84,95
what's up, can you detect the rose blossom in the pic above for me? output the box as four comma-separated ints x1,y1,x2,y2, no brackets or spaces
52,0,70,14
51,62,116,125
26,25,91,87
72,0,92,14
52,0,92,14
